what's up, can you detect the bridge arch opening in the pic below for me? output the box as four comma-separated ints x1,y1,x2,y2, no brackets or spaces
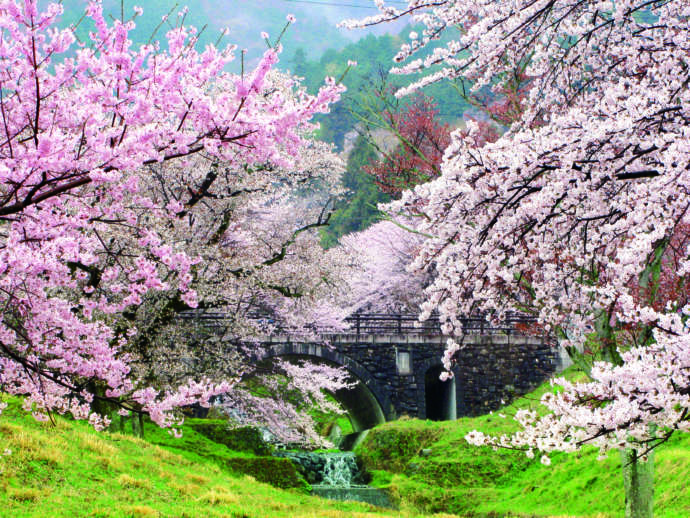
425,365,457,421
329,368,386,432
260,346,389,433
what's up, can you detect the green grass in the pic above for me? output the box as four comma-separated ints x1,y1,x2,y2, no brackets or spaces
1,369,687,517
356,368,690,517
0,397,436,518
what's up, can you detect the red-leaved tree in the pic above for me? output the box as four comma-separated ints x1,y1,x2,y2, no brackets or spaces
363,95,451,197
345,2,690,516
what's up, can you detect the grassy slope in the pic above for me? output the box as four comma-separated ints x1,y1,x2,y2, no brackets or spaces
2,370,687,518
0,398,441,518
357,368,690,518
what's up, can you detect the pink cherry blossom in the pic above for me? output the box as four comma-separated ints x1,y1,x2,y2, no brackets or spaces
347,0,690,456
0,1,343,430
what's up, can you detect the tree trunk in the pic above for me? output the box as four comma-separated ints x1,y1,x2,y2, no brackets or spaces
138,412,145,439
621,448,654,518
131,412,141,437
108,410,123,433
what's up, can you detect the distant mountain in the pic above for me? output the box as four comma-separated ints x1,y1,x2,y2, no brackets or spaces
48,1,470,147
53,0,405,68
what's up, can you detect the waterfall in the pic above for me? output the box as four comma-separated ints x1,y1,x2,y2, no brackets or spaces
321,453,359,488
274,450,395,508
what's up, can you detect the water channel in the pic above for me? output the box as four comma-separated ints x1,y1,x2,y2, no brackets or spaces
275,447,394,509
312,452,393,508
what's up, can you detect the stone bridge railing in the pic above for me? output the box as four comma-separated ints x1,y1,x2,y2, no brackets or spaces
181,310,541,338
343,312,539,337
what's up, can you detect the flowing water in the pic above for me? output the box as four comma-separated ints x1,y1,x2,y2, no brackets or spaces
321,452,359,487
311,452,394,509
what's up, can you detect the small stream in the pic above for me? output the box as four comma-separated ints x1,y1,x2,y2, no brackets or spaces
321,452,359,486
275,450,394,508
312,452,394,508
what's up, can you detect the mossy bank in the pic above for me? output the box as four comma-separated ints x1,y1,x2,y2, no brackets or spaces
355,369,690,517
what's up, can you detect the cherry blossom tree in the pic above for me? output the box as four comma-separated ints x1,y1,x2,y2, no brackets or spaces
340,2,534,125
0,1,343,433
339,218,431,314
220,359,354,448
112,137,355,441
345,2,690,516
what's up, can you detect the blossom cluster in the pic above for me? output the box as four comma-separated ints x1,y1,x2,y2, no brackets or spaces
0,1,342,429
219,359,354,447
348,0,690,454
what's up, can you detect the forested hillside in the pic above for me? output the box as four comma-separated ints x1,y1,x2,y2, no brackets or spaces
292,29,473,149
320,135,390,248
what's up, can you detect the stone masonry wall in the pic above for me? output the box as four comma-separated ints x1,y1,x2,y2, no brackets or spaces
265,332,559,421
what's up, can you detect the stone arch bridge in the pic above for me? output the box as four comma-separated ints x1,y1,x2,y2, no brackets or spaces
192,313,561,431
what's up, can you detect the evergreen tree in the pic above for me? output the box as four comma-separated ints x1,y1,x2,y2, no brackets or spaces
290,48,308,78
321,136,390,248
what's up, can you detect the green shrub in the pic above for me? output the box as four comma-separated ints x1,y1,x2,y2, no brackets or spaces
188,422,272,456
222,457,310,492
356,422,440,473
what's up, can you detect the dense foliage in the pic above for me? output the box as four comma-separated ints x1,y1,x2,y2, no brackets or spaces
320,135,389,248
0,0,350,443
290,29,473,149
